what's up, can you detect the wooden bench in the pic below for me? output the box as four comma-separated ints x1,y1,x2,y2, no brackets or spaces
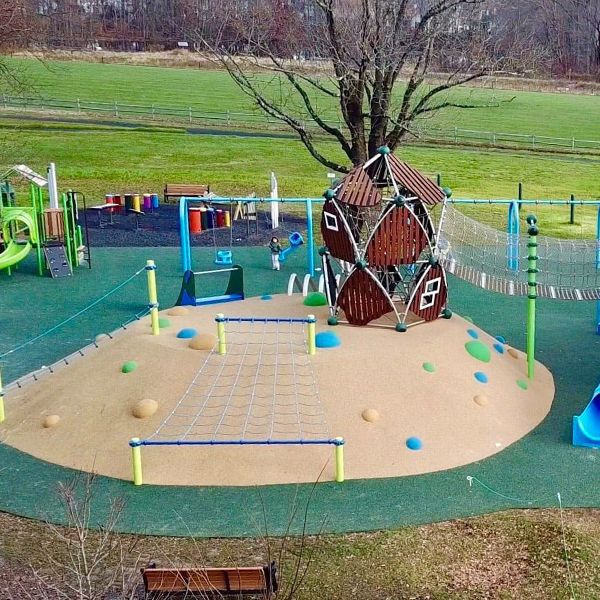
164,183,210,203
141,562,277,599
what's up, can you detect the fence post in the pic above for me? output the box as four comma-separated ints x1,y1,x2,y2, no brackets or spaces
151,104,155,120
454,126,458,143
216,314,226,355
146,260,159,336
77,98,81,114
130,438,143,485
570,194,575,225
531,135,536,149
334,438,345,482
227,110,231,126
2,94,6,109
307,315,316,355
189,106,192,124
572,137,576,150
114,101,118,118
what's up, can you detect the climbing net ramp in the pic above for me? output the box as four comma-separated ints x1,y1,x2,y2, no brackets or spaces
131,316,344,484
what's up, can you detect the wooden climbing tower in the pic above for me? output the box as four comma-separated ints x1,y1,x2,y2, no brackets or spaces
320,146,450,330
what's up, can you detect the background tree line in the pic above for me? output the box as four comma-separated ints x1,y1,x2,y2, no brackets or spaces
1,0,599,81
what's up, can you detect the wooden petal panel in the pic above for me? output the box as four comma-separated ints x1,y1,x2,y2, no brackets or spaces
337,269,393,326
366,205,429,266
408,264,447,321
321,200,356,263
387,155,445,206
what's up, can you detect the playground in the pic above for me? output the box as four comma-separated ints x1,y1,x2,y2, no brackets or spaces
0,149,599,542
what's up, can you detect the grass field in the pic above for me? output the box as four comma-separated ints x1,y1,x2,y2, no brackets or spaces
4,57,600,141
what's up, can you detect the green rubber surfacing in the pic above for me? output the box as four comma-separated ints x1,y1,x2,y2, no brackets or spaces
1,246,600,537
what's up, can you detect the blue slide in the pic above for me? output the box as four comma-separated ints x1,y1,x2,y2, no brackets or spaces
573,383,600,448
279,232,304,262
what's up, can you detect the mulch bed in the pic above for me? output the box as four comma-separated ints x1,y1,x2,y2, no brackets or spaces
81,203,307,248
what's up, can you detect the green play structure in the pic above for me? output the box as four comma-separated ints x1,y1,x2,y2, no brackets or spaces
0,165,88,277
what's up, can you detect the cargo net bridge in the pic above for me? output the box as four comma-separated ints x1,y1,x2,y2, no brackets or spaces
130,316,345,484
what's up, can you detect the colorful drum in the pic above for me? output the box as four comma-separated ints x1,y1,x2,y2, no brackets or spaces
105,193,114,204
200,207,208,230
188,207,202,234
143,194,152,210
216,209,225,228
151,193,159,210
224,210,231,227
206,208,215,229
132,194,141,212
113,194,122,212
124,194,133,211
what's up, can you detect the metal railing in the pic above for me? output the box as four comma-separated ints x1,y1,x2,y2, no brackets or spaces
2,94,600,152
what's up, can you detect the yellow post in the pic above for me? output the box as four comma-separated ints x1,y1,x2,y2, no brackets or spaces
216,313,226,355
0,367,5,423
334,437,345,483
146,260,160,336
307,315,316,356
130,438,143,485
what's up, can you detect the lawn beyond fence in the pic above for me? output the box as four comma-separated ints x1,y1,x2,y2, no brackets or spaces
3,94,600,153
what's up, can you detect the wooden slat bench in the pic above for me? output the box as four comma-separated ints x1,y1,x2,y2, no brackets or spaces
164,184,210,203
141,562,277,599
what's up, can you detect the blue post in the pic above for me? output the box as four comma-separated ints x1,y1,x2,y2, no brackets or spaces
306,197,315,277
179,197,191,273
596,206,600,334
507,200,520,271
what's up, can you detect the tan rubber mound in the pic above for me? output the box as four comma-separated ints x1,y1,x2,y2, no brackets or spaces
1,295,554,486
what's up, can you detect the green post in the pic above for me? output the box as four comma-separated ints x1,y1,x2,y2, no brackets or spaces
436,173,442,186
216,313,226,355
0,366,5,423
334,438,345,483
60,193,74,268
569,194,575,225
33,184,43,276
526,215,538,380
518,182,523,211
130,438,143,485
307,315,316,356
145,260,160,336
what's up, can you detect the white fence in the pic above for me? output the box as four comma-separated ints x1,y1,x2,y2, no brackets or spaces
2,94,599,152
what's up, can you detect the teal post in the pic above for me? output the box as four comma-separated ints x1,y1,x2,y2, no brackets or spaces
507,201,520,271
526,215,538,379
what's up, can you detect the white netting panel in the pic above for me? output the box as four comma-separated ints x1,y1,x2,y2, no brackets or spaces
436,205,600,299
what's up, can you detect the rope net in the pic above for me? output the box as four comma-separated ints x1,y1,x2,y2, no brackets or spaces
436,205,600,300
145,318,330,445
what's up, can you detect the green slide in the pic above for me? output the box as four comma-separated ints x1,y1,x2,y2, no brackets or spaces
0,207,39,272
0,240,32,270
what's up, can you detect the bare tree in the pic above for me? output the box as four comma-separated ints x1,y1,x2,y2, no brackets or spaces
13,474,142,600
196,0,510,172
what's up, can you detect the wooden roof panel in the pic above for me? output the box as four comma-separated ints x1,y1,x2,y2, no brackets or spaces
336,166,382,207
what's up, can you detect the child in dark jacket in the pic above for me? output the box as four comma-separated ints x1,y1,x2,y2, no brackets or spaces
269,237,282,270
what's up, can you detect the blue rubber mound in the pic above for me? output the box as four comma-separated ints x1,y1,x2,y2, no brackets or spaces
493,343,505,354
406,437,423,451
573,384,600,448
495,335,507,344
316,331,341,349
474,371,488,383
261,294,273,300
467,329,479,339
177,328,198,339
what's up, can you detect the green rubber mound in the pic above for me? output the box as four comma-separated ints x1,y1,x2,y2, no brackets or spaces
304,292,327,306
121,360,138,374
465,340,491,363
517,379,529,390
158,317,171,329
422,362,436,373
